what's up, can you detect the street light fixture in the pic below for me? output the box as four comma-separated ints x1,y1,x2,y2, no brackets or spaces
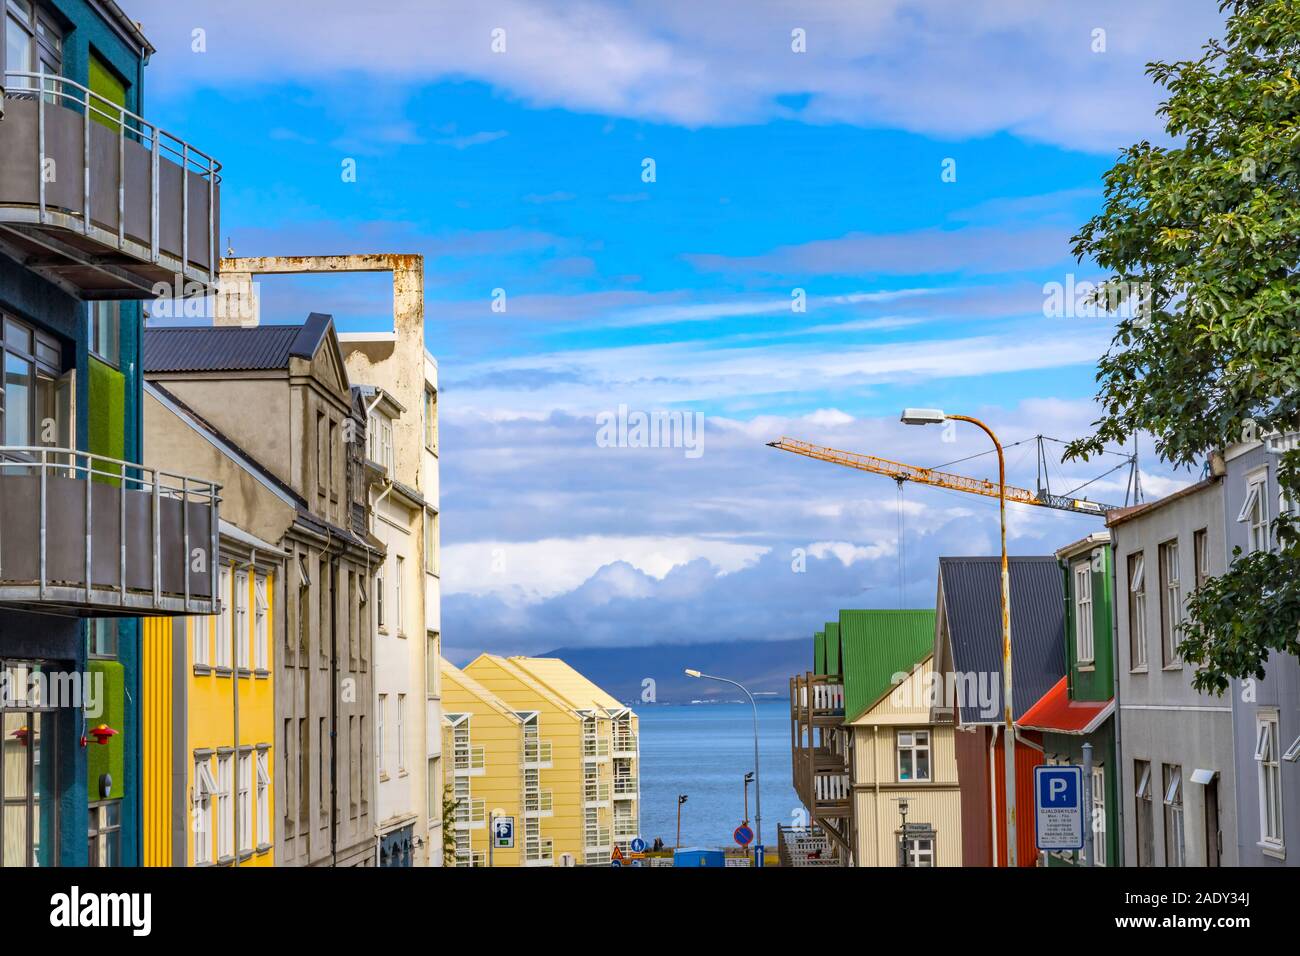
901,407,1018,866
685,668,763,864
676,793,688,848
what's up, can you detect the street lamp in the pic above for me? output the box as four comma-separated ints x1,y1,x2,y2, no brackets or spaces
676,793,688,848
743,771,754,825
896,797,911,867
685,668,763,864
901,407,1017,866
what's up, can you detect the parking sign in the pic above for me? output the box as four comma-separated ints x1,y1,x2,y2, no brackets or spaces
1034,765,1083,851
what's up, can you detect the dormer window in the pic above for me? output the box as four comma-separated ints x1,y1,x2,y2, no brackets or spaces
368,410,394,472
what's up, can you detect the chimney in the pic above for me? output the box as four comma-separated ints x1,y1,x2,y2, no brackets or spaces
212,271,259,327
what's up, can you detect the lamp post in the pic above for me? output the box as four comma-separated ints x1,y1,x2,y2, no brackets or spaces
901,408,1017,866
685,668,763,864
487,806,507,867
897,797,911,867
676,794,688,848
743,770,754,825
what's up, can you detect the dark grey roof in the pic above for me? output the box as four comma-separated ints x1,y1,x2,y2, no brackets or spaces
143,313,333,373
938,556,1065,724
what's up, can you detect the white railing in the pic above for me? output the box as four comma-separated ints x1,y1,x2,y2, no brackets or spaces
2,70,221,282
612,731,637,754
584,826,611,849
453,745,485,773
523,738,552,765
524,838,554,863
584,782,610,804
583,736,610,758
0,446,220,613
524,789,553,814
814,772,851,803
453,798,485,828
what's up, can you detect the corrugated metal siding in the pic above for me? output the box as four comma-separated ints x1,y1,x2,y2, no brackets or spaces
824,622,840,676
813,631,826,674
938,556,1066,722
954,726,992,866
839,610,936,721
144,326,301,372
141,618,173,867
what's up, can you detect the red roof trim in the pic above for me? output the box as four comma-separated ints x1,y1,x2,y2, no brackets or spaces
1015,676,1113,735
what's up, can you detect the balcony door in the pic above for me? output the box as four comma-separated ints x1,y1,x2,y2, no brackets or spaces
0,662,58,867
0,313,69,462
3,0,62,97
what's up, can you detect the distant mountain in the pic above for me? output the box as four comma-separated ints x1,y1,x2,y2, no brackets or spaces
542,639,808,705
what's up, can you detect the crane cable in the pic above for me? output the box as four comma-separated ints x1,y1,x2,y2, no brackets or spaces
895,478,906,610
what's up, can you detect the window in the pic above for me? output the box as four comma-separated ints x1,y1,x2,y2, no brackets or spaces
395,556,405,635
1239,473,1270,554
193,757,217,865
423,387,437,451
237,752,252,854
216,753,233,861
255,749,270,849
1256,713,1284,848
376,566,386,632
298,718,309,831
1193,528,1209,589
88,302,120,367
428,756,441,823
1091,765,1106,866
87,801,121,867
5,0,62,97
1128,552,1147,670
318,718,327,819
1074,561,1094,664
349,716,358,819
253,574,268,672
216,567,233,670
397,694,407,773
234,570,249,670
424,510,439,575
368,411,394,471
359,715,368,809
316,411,327,493
1158,540,1181,667
378,694,388,777
328,420,338,500
427,631,440,697
1,314,63,450
1162,764,1184,867
89,620,118,659
899,834,934,867
896,729,931,782
1134,760,1154,867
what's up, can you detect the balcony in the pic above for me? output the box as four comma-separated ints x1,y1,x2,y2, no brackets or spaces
453,798,485,830
584,826,611,850
453,744,485,775
613,817,638,841
0,73,221,299
792,756,851,819
524,788,553,817
523,838,554,866
582,736,609,761
612,731,637,757
612,777,637,800
0,448,220,616
523,738,552,768
790,673,845,724
583,781,610,805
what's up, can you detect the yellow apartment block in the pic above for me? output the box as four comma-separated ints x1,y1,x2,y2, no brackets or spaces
143,527,282,866
463,655,639,867
440,660,523,867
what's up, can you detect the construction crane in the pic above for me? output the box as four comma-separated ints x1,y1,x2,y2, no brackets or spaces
767,436,1129,516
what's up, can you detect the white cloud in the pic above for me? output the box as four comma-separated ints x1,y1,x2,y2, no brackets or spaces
807,540,894,567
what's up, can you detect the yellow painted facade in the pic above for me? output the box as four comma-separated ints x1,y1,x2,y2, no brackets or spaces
464,655,639,867
440,660,524,867
847,655,963,866
142,552,279,866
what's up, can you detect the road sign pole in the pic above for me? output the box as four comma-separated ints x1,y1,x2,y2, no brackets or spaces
1082,743,1094,868
488,811,495,869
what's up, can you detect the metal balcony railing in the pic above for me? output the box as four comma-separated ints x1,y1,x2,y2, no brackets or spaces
613,777,638,799
523,738,552,766
524,789,553,815
453,745,485,774
584,826,611,849
583,781,610,804
524,838,554,863
453,798,485,829
613,818,639,840
0,71,221,297
0,447,220,616
612,731,637,755
582,736,609,759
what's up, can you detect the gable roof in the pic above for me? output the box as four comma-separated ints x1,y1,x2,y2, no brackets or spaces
936,555,1066,724
838,609,936,721
507,657,624,712
466,654,585,717
440,659,523,724
143,313,334,373
1016,676,1114,735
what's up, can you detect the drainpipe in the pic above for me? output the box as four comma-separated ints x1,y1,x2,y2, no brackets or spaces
1109,536,1125,866
872,726,881,867
989,725,999,868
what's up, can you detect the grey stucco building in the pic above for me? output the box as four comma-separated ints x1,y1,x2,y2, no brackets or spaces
1107,478,1238,866
1223,438,1300,866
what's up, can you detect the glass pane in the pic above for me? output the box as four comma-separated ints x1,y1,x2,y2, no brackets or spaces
6,17,32,87
4,318,31,354
3,712,32,867
4,354,31,446
32,711,56,867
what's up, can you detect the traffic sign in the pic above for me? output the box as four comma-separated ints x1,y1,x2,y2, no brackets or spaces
610,845,626,865
733,824,754,847
630,837,646,854
1034,765,1083,850
493,815,515,849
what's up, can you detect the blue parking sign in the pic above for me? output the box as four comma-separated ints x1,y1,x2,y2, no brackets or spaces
1034,765,1083,851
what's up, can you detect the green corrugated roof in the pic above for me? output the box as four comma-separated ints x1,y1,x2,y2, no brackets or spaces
813,631,826,673
825,622,841,676
839,609,936,721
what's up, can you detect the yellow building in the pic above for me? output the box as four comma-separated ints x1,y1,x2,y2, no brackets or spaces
440,660,524,867
143,523,283,866
463,655,639,867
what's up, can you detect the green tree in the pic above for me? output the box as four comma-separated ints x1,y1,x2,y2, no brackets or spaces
1066,0,1300,693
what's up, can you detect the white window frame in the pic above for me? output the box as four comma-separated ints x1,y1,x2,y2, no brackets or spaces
234,570,249,670
376,566,386,632
397,693,407,773
237,751,252,854
1075,561,1094,664
1159,540,1182,666
253,574,268,672
1129,552,1147,670
216,566,233,669
395,555,405,636
217,753,234,861
193,757,217,865
1091,764,1106,866
1163,764,1184,867
192,614,210,670
1239,471,1270,554
1256,713,1284,848
896,729,931,782
378,694,388,776
901,834,934,867
255,749,271,849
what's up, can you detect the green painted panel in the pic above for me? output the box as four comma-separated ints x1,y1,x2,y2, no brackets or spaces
839,609,936,721
87,660,125,801
813,631,826,674
87,357,124,484
825,622,840,676
89,53,128,132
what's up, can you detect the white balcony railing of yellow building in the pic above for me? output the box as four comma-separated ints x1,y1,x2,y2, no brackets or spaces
583,781,611,805
524,788,554,817
524,838,554,864
613,818,638,840
582,735,610,760
612,776,637,800
522,738,552,767
612,731,637,756
453,744,485,775
453,797,486,829
0,446,221,617
584,826,612,849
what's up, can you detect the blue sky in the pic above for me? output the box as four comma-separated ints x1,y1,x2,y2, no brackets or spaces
132,0,1225,659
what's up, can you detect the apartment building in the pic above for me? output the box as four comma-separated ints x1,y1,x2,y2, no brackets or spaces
932,556,1065,867
463,655,640,867
0,0,222,866
440,659,522,867
791,609,961,866
1222,436,1299,866
141,313,382,866
1106,479,1237,867
141,521,284,866
1016,533,1119,866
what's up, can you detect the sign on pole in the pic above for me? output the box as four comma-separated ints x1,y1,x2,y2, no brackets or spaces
1034,765,1083,851
493,815,515,849
630,837,646,854
733,824,754,847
